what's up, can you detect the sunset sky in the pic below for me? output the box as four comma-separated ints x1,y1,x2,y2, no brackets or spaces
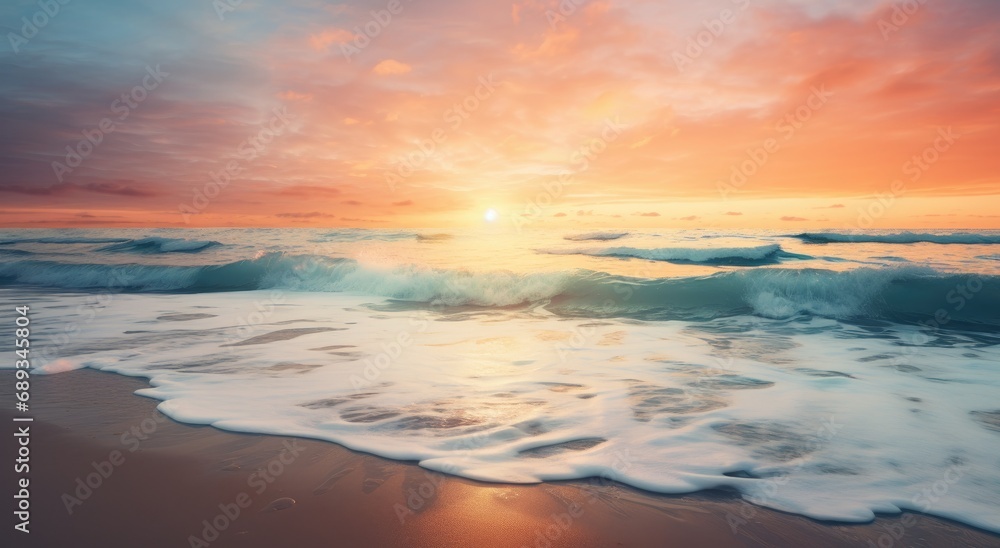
1,0,999,229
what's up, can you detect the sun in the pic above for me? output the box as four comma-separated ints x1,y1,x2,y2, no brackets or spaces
484,208,498,222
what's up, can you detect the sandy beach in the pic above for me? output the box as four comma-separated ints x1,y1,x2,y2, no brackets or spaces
4,369,998,548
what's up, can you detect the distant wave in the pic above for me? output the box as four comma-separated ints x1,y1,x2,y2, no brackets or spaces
416,233,453,242
310,230,419,243
563,232,629,241
97,237,221,254
0,254,566,306
540,244,811,266
555,267,999,328
873,256,910,263
0,237,131,245
0,254,995,327
794,232,1000,245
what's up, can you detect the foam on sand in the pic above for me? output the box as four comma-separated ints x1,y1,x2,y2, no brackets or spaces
9,291,999,533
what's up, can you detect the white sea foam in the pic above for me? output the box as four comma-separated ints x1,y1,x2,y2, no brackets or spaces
10,290,1000,533
266,260,572,306
2,228,999,533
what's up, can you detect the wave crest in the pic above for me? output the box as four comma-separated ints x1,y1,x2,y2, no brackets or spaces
0,254,995,327
795,232,1000,245
0,237,131,245
97,237,221,254
563,232,629,241
540,244,809,265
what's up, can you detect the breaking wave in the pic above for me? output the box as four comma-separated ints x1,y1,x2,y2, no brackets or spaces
563,232,630,241
416,233,454,242
794,232,1000,245
0,237,131,245
0,254,995,327
97,237,221,254
539,244,811,266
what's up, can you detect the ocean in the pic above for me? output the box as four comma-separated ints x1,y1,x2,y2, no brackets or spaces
1,228,999,533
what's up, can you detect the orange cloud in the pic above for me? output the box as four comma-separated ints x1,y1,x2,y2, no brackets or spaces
4,0,999,229
277,90,313,102
372,60,412,75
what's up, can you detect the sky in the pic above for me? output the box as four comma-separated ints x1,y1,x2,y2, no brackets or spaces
1,0,999,229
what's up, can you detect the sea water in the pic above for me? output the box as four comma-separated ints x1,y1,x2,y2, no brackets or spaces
1,228,998,532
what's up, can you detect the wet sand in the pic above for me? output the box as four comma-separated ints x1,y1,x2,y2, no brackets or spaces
2,369,999,547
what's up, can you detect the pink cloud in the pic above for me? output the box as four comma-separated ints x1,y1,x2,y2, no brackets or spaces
372,60,412,75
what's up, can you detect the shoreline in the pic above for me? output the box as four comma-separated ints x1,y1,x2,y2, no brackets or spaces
3,369,1000,547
